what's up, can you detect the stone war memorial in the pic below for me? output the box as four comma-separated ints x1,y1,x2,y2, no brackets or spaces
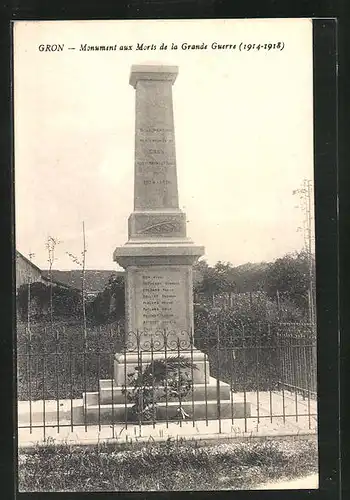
83,65,251,422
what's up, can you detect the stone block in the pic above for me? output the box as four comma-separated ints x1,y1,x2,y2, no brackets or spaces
114,350,210,385
128,211,187,239
98,377,231,405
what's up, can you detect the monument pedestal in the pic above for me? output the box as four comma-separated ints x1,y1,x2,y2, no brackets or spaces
82,245,252,424
113,242,204,335
82,242,252,423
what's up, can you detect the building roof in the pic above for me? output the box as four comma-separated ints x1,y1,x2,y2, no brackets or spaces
41,273,78,290
41,270,124,294
16,250,42,273
16,251,79,290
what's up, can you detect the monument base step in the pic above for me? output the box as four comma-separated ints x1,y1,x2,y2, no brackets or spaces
82,377,251,423
88,377,230,405
82,399,250,423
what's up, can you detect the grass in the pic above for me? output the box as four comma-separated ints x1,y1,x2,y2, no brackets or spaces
18,437,318,492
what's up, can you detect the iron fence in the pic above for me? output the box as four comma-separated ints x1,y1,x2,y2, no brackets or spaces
17,321,317,439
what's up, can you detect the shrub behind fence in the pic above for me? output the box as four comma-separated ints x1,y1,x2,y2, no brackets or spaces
17,320,316,402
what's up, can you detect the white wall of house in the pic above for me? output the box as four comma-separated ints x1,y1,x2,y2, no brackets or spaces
16,252,46,290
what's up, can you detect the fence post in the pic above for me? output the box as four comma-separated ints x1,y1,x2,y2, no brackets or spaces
164,329,169,427
190,328,195,428
216,325,221,433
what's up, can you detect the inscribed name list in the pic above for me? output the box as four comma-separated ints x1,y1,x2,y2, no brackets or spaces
132,267,190,335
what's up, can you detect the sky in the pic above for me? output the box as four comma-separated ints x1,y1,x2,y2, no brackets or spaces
14,19,314,271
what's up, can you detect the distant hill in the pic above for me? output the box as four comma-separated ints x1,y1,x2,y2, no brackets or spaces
42,270,124,295
42,262,269,296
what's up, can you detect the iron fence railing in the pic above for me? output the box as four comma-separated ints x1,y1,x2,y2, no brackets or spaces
17,321,317,438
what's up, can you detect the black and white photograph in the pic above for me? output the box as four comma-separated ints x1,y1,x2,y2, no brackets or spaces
14,18,319,491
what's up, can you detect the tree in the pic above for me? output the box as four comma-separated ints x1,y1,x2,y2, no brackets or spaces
66,221,88,338
45,236,60,329
230,262,268,293
90,275,125,325
194,260,236,304
265,251,315,312
107,275,125,321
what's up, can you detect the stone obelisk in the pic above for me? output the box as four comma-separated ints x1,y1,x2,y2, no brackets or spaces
114,65,204,346
82,65,251,422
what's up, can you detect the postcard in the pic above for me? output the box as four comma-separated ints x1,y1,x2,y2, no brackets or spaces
14,18,320,492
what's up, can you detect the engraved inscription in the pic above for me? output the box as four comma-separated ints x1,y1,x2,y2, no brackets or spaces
142,272,179,327
129,212,186,239
135,124,178,208
138,221,180,234
134,268,188,334
134,77,179,210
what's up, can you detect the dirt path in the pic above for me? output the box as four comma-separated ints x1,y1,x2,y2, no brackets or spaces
255,473,318,490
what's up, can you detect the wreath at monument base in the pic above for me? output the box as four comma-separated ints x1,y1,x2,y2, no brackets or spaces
122,356,197,423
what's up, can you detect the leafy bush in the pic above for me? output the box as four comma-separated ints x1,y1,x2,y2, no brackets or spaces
17,282,81,321
194,291,304,346
17,321,123,400
89,275,125,326
194,298,313,392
